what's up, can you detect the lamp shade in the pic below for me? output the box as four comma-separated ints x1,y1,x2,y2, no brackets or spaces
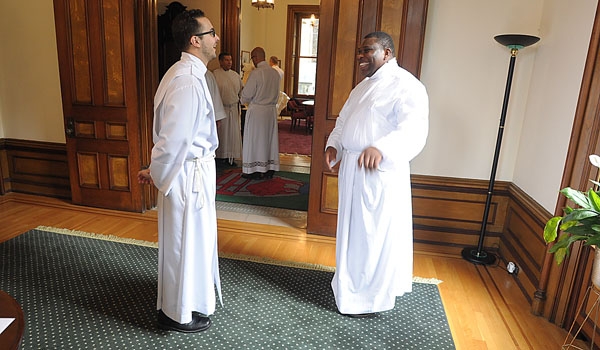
251,0,275,9
494,34,540,49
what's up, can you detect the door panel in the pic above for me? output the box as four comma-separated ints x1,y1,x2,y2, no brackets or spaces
54,0,143,212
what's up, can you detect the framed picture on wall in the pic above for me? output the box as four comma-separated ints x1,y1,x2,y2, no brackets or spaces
241,50,250,64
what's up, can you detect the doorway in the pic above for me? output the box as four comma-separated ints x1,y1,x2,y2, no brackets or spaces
154,1,318,217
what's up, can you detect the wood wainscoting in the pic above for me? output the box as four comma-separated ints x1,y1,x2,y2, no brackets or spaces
412,175,550,311
0,138,551,306
0,139,70,199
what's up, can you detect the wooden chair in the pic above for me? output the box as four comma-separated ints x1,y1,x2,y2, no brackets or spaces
287,99,307,131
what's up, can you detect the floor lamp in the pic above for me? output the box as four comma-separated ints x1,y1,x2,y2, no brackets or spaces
461,34,540,265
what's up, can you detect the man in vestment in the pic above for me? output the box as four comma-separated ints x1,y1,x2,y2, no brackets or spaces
240,47,281,179
269,55,284,91
324,31,429,318
137,9,222,333
213,52,243,165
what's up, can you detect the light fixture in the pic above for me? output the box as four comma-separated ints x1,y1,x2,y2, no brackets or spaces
461,33,540,266
251,0,274,10
310,14,317,27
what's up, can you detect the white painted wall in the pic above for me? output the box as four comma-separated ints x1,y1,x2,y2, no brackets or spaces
0,0,596,213
414,0,596,212
0,0,64,142
512,0,597,211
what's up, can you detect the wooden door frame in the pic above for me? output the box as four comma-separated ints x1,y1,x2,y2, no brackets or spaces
284,5,320,99
138,0,160,211
536,0,600,328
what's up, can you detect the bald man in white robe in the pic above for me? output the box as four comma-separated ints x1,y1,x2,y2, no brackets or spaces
325,31,429,317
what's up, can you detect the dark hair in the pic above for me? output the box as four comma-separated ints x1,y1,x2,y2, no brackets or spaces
171,9,206,52
219,52,232,61
364,31,395,56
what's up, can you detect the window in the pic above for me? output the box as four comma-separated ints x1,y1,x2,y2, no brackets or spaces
297,16,318,96
285,6,319,99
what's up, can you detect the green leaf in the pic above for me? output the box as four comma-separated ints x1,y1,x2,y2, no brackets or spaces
564,225,595,237
561,187,592,209
559,220,578,231
590,190,600,211
543,216,561,243
553,247,568,265
562,209,599,222
544,216,562,243
584,236,600,246
564,206,574,215
549,233,581,252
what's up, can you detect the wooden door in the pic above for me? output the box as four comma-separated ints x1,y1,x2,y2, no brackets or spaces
307,0,429,236
53,0,144,212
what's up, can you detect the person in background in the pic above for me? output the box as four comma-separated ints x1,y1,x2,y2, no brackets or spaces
206,68,227,131
324,31,429,318
269,56,284,81
240,47,281,179
213,52,243,166
137,9,223,333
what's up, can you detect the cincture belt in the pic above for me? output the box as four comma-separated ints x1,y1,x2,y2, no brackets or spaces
186,155,214,209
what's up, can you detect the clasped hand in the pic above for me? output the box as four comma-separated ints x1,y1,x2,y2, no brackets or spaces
324,146,382,172
137,168,154,185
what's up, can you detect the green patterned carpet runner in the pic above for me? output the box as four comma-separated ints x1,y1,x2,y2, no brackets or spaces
0,228,455,349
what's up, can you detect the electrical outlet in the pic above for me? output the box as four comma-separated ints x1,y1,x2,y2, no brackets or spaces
507,262,519,275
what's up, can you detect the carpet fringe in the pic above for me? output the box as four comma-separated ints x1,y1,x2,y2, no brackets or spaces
412,276,443,285
34,226,158,248
34,226,442,284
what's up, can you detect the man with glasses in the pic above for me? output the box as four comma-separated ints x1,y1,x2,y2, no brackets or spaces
324,31,429,318
137,9,222,333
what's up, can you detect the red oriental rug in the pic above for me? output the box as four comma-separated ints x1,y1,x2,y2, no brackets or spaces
216,168,309,211
278,119,312,156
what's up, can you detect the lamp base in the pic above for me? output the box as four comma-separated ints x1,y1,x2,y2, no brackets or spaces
461,247,497,265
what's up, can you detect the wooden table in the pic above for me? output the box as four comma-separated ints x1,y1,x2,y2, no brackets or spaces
0,290,24,350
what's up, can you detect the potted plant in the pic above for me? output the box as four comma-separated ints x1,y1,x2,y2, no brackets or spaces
543,155,600,274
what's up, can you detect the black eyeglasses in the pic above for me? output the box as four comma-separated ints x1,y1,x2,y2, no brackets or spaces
195,28,216,38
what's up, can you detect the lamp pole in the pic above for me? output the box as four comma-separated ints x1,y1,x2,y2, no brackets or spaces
461,34,540,265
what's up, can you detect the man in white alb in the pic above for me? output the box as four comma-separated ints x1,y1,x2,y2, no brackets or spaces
213,52,243,166
137,9,223,332
324,31,429,318
269,56,284,87
240,47,281,179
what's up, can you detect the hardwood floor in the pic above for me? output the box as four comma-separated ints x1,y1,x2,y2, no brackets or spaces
0,192,586,349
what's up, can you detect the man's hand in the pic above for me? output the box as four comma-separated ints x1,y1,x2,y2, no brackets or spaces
358,147,382,170
137,168,153,185
324,146,338,172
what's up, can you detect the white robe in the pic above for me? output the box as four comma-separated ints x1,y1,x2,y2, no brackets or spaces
149,52,222,324
206,70,227,123
326,58,429,314
240,61,281,174
213,67,243,161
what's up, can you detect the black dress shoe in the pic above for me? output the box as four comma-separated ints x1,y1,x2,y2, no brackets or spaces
158,310,211,333
343,312,379,318
242,172,261,180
